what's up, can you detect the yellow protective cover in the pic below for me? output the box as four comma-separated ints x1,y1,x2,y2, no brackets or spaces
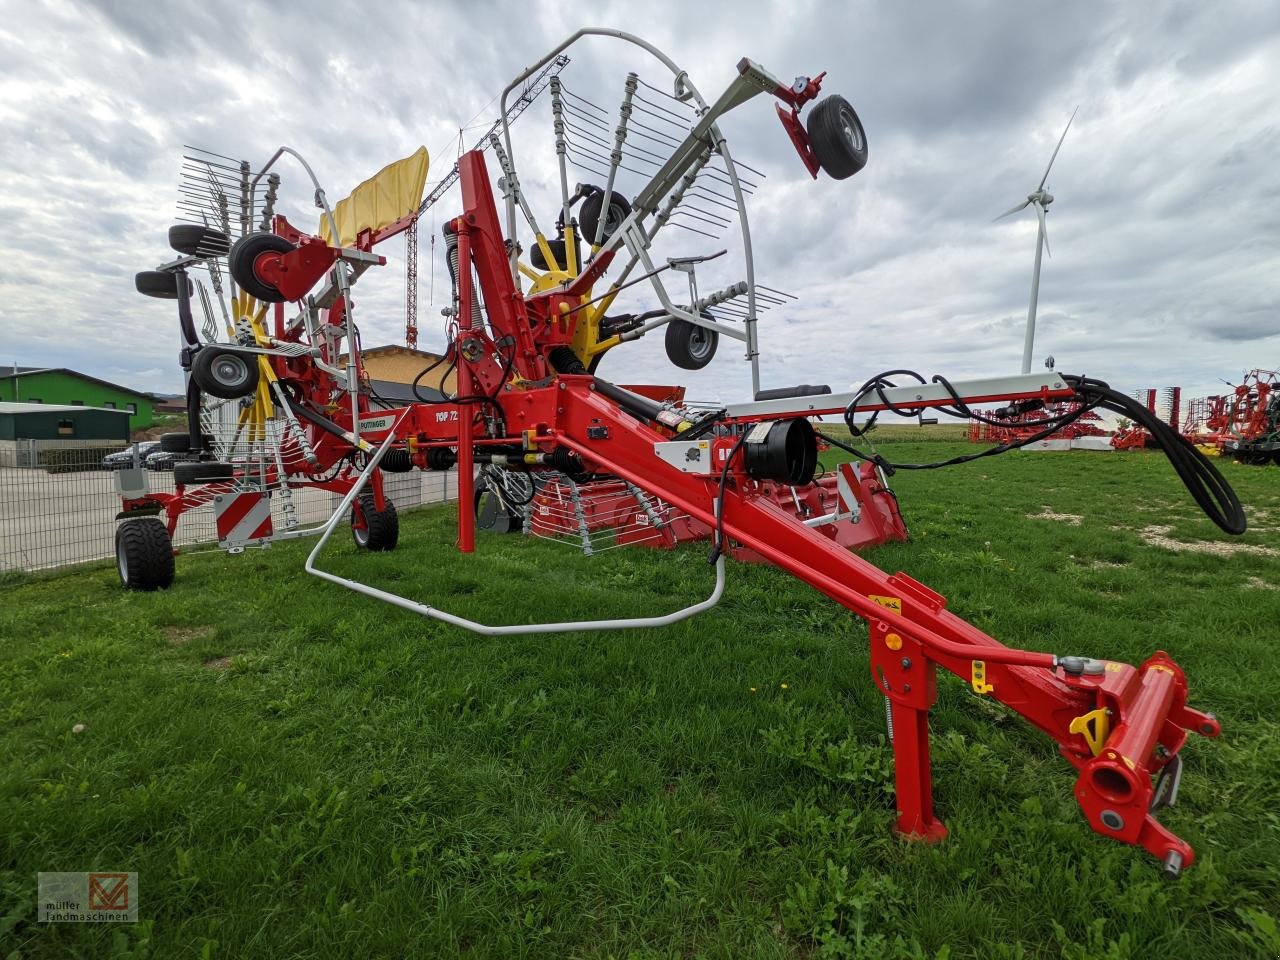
320,146,429,246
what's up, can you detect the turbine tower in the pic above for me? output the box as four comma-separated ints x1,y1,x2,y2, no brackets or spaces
995,107,1077,374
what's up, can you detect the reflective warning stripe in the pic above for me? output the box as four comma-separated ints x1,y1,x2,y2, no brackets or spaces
834,462,863,521
215,493,273,545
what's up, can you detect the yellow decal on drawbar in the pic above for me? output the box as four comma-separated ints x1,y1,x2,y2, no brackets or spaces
868,595,902,614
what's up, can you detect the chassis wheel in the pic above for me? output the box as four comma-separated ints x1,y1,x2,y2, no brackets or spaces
192,346,259,400
116,519,175,590
135,270,190,300
665,316,719,370
351,494,399,551
168,224,229,258
159,432,214,453
174,461,234,485
579,189,632,246
807,95,868,180
228,232,295,303
530,238,579,273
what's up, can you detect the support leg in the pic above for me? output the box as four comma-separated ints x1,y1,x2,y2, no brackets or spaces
889,697,948,842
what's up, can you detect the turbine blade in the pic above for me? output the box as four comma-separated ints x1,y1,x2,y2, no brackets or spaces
1036,202,1050,258
1037,105,1079,191
993,198,1031,222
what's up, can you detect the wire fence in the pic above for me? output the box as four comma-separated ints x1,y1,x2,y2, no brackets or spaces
0,440,459,574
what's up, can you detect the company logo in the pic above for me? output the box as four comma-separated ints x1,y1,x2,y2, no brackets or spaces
38,872,138,923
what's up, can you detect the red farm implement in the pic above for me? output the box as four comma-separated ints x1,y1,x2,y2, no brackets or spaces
125,29,1249,880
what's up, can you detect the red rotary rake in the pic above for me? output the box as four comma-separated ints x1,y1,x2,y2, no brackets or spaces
125,29,1249,879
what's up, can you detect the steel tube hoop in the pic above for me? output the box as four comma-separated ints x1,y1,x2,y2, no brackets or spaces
304,419,729,636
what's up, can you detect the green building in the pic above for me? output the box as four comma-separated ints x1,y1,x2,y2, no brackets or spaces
0,366,155,430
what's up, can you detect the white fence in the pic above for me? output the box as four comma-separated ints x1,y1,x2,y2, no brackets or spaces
0,442,458,573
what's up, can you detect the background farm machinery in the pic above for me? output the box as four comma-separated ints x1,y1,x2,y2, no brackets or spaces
124,28,1250,880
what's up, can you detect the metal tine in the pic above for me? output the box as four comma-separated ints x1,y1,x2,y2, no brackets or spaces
631,100,690,132
627,116,683,148
636,75,692,104
758,284,798,300
563,104,613,135
564,150,613,182
559,86,610,116
562,118,613,151
722,154,765,180
619,137,671,166
700,165,759,193
686,186,742,213
666,215,721,240
679,203,733,227
182,144,249,165
632,92,693,124
672,207,729,230
566,141,657,177
179,166,244,186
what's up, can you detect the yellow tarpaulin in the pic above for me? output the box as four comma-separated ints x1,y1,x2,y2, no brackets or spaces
319,146,429,247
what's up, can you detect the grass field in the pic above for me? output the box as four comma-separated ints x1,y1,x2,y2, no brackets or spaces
2,438,1279,958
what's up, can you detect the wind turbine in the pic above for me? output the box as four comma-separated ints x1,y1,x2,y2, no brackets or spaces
995,107,1078,374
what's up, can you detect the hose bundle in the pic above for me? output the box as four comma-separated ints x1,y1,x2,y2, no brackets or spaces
818,370,1246,535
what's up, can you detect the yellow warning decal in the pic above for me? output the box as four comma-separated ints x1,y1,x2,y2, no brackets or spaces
868,595,902,614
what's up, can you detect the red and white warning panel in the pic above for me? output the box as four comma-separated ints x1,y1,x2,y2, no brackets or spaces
213,492,273,551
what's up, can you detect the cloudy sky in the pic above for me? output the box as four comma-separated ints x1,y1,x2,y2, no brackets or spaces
2,0,1277,407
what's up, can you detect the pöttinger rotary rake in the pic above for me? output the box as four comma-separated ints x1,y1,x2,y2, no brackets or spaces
124,28,1249,880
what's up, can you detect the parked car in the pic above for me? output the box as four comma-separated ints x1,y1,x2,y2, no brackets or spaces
144,447,191,471
102,441,160,470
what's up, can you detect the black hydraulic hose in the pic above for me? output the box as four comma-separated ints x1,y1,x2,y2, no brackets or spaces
823,369,1247,536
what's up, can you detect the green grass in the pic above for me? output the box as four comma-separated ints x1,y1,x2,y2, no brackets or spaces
2,442,1279,958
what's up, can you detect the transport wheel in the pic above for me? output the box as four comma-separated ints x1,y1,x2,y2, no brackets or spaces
579,190,632,245
228,232,294,303
531,238,579,273
168,224,230,257
116,518,175,590
191,346,259,400
351,494,399,551
173,461,235,485
807,95,868,180
135,270,189,300
159,432,214,453
665,317,719,370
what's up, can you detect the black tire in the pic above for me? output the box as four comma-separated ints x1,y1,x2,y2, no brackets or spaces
807,95,868,180
116,519,175,590
351,494,399,551
530,238,580,273
174,461,235,485
159,432,214,453
135,270,189,300
579,190,632,246
664,317,719,370
228,232,295,303
169,224,230,258
191,346,259,400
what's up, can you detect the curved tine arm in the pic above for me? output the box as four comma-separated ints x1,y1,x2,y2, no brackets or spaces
304,422,727,636
248,146,341,246
498,29,710,194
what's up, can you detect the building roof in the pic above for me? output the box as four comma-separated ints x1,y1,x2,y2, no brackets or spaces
0,402,129,415
0,366,155,401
